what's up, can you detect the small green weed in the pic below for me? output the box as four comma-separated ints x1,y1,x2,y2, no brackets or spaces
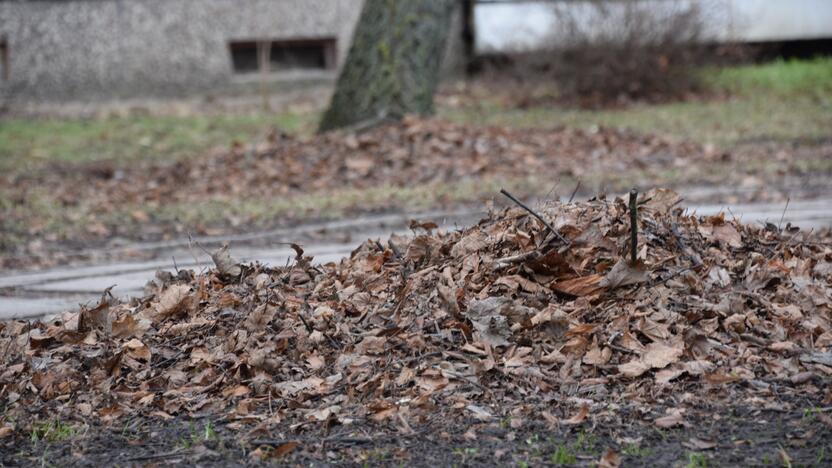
622,443,653,458
573,430,597,454
176,420,219,449
452,447,477,464
686,451,708,468
549,445,577,466
802,407,821,422
30,420,75,443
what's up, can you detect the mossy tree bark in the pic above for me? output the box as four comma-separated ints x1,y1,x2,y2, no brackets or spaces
318,0,455,132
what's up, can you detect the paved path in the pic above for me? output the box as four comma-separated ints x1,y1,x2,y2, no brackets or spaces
2,196,830,321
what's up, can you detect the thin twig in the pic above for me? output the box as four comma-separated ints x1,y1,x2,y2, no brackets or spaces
568,179,582,203
778,196,790,232
493,250,542,269
500,189,569,245
629,188,638,264
126,449,191,462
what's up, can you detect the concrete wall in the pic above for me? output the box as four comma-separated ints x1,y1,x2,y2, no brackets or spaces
0,0,365,102
475,0,832,54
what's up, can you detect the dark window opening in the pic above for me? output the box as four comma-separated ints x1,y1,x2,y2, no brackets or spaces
0,39,8,81
229,38,336,74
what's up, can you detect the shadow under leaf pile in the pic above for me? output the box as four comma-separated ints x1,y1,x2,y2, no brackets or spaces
1,189,830,436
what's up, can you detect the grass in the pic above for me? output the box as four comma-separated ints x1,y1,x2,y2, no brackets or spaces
622,443,653,458
549,445,577,465
442,96,830,147
442,57,832,147
176,420,218,449
703,57,832,99
0,111,316,174
29,420,76,444
686,452,708,467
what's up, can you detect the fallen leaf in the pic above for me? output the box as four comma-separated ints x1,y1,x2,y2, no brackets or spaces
211,243,242,278
600,259,649,289
151,284,192,321
111,314,149,339
466,404,494,421
562,404,589,425
467,298,512,347
655,408,685,428
598,448,621,468
551,274,604,296
122,338,151,361
684,437,717,450
641,340,683,369
272,441,299,458
619,359,651,378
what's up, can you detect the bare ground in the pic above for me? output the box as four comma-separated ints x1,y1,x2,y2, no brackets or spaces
5,393,831,467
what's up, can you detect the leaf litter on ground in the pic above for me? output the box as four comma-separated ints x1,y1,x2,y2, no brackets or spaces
8,115,827,270
1,188,830,443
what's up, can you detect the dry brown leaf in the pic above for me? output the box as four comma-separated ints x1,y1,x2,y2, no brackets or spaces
450,230,489,257
642,340,684,369
244,304,277,332
600,259,650,289
151,284,192,321
643,188,682,213
583,346,612,366
684,437,717,450
768,341,799,354
111,314,150,339
211,243,242,278
655,408,686,428
78,299,111,334
619,359,651,378
355,336,387,354
271,441,299,458
699,214,742,248
551,274,604,297
467,298,512,347
562,404,589,425
598,449,621,468
122,338,151,362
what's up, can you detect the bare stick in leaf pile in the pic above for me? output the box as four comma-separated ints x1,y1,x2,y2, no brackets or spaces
629,188,639,263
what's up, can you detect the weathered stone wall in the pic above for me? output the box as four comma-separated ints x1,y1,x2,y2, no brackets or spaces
0,0,366,102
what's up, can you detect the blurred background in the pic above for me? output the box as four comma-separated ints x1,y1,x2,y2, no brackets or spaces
0,0,831,315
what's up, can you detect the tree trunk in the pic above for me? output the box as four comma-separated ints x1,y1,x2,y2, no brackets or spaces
318,0,455,132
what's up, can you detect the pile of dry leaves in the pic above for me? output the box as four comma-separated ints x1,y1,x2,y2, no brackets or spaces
1,189,830,436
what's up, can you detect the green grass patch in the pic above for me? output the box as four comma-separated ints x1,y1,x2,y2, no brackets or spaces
442,58,832,147
703,57,832,99
176,420,218,449
622,443,653,458
549,445,577,465
0,111,316,173
29,420,76,443
440,92,831,147
686,451,708,468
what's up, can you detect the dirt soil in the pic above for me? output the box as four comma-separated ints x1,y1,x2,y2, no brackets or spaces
3,118,830,271
3,396,831,466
